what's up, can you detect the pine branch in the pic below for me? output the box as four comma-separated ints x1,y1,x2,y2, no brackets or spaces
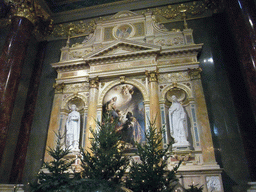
30,131,74,192
80,113,130,185
126,119,181,192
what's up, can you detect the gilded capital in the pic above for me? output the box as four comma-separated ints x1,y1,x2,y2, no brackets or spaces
89,77,99,88
146,70,159,82
120,76,126,84
12,1,37,25
53,82,65,93
4,0,53,38
188,68,202,80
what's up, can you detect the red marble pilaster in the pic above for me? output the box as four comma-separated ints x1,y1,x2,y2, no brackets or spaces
9,41,47,183
0,16,34,165
224,0,256,181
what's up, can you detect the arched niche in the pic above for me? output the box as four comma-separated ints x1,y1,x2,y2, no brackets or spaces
160,83,193,103
159,83,201,151
98,79,149,106
60,94,87,149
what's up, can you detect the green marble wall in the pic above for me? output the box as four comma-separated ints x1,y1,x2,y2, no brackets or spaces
22,40,66,191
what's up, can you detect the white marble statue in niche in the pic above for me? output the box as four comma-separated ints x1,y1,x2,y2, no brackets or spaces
66,104,81,151
169,95,190,148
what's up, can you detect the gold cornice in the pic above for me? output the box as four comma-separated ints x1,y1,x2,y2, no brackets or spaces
0,0,53,40
150,0,223,24
51,20,96,38
48,0,220,40
13,2,37,24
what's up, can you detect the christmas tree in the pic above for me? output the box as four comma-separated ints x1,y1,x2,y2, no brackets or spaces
30,131,74,192
80,112,130,185
125,118,181,192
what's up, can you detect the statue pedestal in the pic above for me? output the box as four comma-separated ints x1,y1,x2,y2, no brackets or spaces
173,142,190,150
0,184,24,192
65,152,82,173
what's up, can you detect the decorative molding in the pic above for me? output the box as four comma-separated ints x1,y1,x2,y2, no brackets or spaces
61,93,88,111
160,82,193,102
51,19,97,38
158,72,190,83
111,10,138,19
150,0,223,24
63,82,89,93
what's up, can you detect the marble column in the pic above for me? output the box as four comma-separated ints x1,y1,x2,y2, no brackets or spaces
84,78,99,151
189,68,216,165
147,71,162,133
223,0,256,181
0,16,34,165
9,41,47,183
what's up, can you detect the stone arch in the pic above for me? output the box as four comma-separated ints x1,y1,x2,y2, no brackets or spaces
98,78,149,106
160,83,193,103
62,93,87,112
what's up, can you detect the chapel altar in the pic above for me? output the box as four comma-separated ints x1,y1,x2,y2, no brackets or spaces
44,10,223,192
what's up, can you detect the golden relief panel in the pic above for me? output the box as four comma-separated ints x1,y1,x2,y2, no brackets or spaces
158,72,190,83
69,49,93,60
63,83,90,93
91,59,154,73
60,72,76,78
158,57,196,66
154,36,184,47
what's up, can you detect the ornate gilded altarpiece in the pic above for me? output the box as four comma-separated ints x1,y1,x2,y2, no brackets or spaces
45,10,224,192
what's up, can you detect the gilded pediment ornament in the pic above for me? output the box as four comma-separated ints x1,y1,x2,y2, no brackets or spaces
150,0,223,24
51,20,96,38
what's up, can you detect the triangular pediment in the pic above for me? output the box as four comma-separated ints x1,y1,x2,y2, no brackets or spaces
84,39,160,60
111,10,138,19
